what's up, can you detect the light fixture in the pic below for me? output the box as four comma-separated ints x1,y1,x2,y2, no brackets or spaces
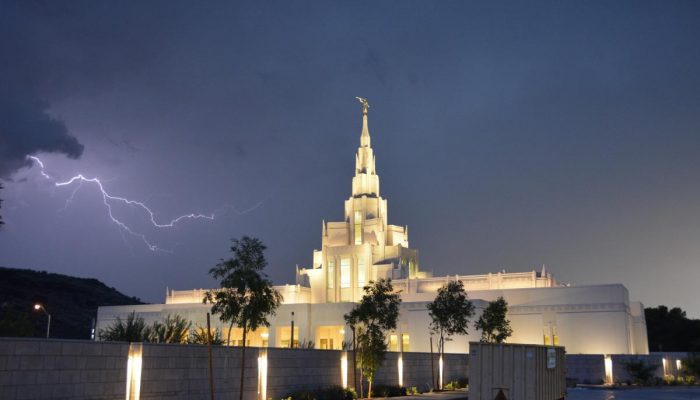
604,355,613,384
341,352,348,389
126,343,143,400
258,350,268,400
33,303,51,338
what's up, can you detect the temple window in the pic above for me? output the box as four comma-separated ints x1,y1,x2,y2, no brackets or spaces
354,211,363,244
401,334,410,351
327,260,335,289
340,258,351,288
357,258,366,287
389,334,399,351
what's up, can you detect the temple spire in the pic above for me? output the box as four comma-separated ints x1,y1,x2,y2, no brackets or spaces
356,97,371,147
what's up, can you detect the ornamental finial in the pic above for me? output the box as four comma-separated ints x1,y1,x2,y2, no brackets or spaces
355,97,370,115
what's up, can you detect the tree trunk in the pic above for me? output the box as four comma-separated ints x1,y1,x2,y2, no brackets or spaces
352,327,357,395
367,378,372,400
430,336,435,391
239,325,247,400
227,320,234,346
440,335,444,390
359,351,364,399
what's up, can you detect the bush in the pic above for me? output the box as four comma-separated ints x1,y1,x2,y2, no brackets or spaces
443,377,468,390
284,386,357,400
623,358,659,385
371,384,406,397
406,386,420,395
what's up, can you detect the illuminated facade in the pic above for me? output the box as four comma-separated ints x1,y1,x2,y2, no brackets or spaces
97,100,649,355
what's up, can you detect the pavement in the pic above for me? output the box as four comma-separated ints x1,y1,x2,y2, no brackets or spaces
372,389,469,400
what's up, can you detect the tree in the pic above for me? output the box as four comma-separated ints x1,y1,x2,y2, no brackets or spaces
0,307,34,337
475,296,512,343
204,236,282,400
427,281,475,353
148,314,191,344
427,280,474,389
99,312,151,342
645,306,700,351
344,279,401,399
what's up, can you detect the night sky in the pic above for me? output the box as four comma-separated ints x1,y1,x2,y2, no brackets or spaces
1,1,699,316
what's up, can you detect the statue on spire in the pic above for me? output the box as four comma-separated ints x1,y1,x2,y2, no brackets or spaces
356,97,370,115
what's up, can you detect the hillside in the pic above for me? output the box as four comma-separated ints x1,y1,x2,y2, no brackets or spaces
0,266,144,339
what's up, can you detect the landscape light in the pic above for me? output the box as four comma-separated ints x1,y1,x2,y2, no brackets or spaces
341,352,348,389
438,355,444,390
126,343,143,400
258,350,268,400
604,355,613,384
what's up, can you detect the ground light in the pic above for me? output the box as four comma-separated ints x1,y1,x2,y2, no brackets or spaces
258,349,268,400
604,355,613,384
341,352,348,389
126,343,143,400
398,354,403,387
438,355,443,389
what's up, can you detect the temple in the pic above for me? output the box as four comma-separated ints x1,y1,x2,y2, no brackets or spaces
97,99,649,355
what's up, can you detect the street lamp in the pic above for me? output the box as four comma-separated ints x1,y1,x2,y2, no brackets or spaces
33,304,51,338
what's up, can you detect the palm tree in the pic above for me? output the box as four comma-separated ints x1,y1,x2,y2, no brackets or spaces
99,312,150,342
204,236,282,400
149,314,191,343
189,325,224,345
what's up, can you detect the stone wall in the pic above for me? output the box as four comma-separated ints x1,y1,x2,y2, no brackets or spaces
0,338,129,399
566,352,689,385
0,338,467,400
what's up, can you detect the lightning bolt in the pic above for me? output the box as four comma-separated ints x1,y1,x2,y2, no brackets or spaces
27,155,224,252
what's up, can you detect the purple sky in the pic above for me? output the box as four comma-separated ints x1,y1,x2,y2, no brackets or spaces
1,1,699,316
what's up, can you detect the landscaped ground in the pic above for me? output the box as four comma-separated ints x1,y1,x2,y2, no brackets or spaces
567,387,700,400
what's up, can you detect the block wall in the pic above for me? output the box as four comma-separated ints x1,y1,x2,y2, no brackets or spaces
0,338,468,400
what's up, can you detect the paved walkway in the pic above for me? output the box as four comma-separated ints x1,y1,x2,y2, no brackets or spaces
372,389,469,400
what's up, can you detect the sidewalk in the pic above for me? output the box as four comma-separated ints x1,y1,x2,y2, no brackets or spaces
368,389,469,400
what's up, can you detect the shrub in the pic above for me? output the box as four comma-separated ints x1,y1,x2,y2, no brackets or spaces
684,354,700,380
283,386,356,400
99,312,150,342
406,387,420,395
623,358,659,385
371,384,406,397
188,325,224,345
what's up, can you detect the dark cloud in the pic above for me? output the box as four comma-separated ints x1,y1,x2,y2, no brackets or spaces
0,2,85,179
0,88,84,179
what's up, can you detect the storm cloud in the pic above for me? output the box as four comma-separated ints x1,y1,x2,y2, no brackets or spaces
0,88,84,179
1,1,700,318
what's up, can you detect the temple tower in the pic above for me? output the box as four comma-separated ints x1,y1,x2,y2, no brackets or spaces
300,98,422,303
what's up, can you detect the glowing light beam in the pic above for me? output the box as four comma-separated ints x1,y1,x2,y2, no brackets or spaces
27,155,257,252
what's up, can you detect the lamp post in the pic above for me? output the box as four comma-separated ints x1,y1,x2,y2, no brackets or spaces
290,311,295,348
33,304,51,338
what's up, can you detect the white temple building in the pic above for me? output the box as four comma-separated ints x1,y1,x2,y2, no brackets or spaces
97,99,649,355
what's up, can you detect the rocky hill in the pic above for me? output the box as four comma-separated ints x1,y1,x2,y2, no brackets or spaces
0,266,144,339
